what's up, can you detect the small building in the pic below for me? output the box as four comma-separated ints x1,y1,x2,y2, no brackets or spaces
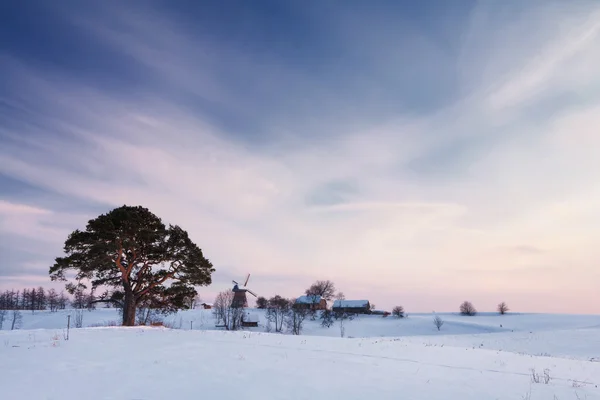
294,295,327,311
332,299,371,314
241,311,259,327
200,302,213,310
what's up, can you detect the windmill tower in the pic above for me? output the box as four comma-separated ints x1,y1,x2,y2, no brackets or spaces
231,273,257,308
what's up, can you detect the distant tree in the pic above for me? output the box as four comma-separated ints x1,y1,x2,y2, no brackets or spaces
10,310,22,330
74,310,84,328
21,288,29,310
339,314,348,338
72,288,86,309
433,315,444,331
286,302,308,335
57,291,69,310
459,301,477,316
392,306,405,318
335,292,345,301
320,309,334,328
255,296,268,309
266,295,290,333
189,294,202,309
16,290,23,309
497,302,509,315
49,205,215,326
305,280,336,301
47,289,59,312
28,288,37,313
0,310,6,329
85,291,97,311
36,287,47,310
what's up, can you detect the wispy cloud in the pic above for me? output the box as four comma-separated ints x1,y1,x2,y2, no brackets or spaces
0,1,599,312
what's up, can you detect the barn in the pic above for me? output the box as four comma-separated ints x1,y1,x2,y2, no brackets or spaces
332,299,371,314
294,295,327,311
241,311,259,327
200,302,213,310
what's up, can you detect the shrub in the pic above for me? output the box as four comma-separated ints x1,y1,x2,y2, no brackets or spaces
459,301,477,316
497,302,509,315
433,315,444,331
392,306,405,318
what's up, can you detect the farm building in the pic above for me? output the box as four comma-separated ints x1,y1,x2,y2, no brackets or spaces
200,302,213,310
294,295,327,311
332,299,371,314
241,311,259,327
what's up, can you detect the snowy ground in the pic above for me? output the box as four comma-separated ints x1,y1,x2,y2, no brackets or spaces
1,309,599,399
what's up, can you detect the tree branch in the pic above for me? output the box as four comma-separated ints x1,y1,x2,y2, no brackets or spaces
136,270,176,298
91,298,124,307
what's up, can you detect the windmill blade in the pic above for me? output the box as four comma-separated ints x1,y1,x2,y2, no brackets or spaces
243,273,250,287
232,280,239,285
246,289,257,297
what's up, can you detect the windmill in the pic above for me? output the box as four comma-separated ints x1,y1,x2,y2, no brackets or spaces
231,273,257,308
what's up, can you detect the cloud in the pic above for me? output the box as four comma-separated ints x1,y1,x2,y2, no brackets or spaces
0,200,50,216
0,1,599,313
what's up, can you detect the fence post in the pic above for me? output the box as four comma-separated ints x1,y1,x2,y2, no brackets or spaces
190,321,193,330
66,315,71,341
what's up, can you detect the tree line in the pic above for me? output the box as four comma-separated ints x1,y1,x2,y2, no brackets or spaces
0,287,96,312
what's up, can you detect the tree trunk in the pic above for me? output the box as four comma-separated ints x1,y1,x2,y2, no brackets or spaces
122,291,137,326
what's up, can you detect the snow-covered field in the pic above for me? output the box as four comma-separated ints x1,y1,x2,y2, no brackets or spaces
1,309,599,399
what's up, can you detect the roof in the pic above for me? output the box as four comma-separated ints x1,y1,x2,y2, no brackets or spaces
333,300,370,308
243,312,259,322
295,295,323,304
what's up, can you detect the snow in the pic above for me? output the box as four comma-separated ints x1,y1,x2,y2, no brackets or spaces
333,299,370,308
1,309,600,399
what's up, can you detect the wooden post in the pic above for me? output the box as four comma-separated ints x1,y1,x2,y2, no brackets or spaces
190,321,193,330
66,315,71,341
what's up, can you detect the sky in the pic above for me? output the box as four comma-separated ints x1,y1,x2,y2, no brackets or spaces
1,0,599,314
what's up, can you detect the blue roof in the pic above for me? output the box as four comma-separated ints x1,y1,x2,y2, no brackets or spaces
295,295,323,304
333,300,370,308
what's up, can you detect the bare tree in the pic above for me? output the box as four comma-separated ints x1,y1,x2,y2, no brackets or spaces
11,310,22,330
305,280,336,301
266,295,290,333
0,310,6,330
74,310,84,328
392,305,405,318
213,291,243,331
335,292,345,301
339,315,346,338
184,294,201,309
58,291,69,310
321,309,334,328
47,289,59,312
286,304,308,335
433,315,444,331
459,301,477,316
497,302,509,315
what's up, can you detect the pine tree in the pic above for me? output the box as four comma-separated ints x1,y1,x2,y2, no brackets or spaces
50,205,215,326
